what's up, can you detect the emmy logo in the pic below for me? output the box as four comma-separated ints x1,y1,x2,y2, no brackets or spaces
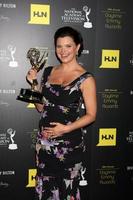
79,167,88,186
8,45,18,67
7,128,18,150
83,6,93,28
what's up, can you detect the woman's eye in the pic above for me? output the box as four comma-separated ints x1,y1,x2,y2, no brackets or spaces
56,45,61,48
65,44,72,48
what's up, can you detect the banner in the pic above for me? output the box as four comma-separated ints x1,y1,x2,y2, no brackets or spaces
0,0,132,199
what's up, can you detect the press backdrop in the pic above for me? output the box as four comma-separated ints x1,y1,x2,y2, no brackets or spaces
0,0,133,200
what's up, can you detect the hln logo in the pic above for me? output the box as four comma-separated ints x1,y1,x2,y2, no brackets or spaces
97,128,117,146
104,56,117,62
100,49,120,68
26,169,37,187
33,11,47,17
28,4,50,25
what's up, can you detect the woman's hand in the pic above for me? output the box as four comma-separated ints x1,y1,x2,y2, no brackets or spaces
26,67,38,85
43,122,69,139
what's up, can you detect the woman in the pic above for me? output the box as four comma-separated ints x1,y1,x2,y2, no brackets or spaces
27,26,97,200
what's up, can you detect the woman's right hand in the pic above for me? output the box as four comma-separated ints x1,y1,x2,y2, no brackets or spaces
26,67,37,85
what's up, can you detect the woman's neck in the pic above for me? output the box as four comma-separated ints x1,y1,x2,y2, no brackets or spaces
60,60,80,72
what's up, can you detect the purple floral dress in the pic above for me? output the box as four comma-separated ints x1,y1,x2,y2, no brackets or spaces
35,66,92,200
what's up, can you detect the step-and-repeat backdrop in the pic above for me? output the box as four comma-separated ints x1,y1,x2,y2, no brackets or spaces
0,0,132,199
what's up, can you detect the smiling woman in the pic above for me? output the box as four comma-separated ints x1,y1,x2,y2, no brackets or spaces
55,36,80,65
26,26,97,200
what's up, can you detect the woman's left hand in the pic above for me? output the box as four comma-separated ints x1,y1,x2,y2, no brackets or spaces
44,122,69,139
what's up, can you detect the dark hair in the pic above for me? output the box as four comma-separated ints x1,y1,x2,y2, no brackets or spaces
54,26,84,57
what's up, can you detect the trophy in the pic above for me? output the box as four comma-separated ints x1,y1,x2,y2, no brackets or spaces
79,167,88,186
8,45,18,67
7,128,18,150
83,6,93,28
17,48,48,104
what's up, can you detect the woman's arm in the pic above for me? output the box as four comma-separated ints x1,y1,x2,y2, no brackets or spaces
66,76,97,131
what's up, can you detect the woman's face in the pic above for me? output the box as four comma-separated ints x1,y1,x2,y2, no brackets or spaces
55,36,80,64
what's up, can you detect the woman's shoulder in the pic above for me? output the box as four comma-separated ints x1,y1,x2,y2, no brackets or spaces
77,64,92,73
77,65,93,77
77,66,95,85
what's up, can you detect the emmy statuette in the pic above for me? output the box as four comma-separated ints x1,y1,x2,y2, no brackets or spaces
17,48,48,104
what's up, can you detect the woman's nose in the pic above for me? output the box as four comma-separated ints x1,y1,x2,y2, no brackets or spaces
60,47,66,53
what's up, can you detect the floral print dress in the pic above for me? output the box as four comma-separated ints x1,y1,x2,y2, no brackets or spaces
35,66,92,200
